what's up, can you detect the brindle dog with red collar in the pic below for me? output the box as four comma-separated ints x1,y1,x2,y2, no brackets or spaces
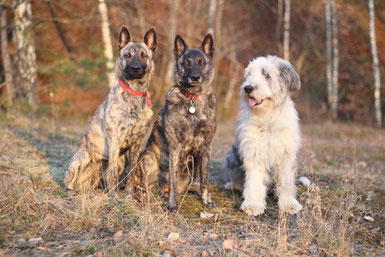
140,34,216,211
65,27,157,193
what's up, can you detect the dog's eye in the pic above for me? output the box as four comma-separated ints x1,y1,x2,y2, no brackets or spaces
198,59,206,66
126,53,132,59
141,52,147,59
184,59,191,67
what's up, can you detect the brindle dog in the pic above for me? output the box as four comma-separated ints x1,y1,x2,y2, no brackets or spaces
65,27,157,193
140,34,216,211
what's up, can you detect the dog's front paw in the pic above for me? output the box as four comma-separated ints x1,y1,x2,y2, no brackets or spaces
240,201,265,216
204,199,217,208
278,197,303,215
167,204,178,213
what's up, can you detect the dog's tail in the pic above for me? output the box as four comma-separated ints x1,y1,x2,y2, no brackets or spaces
223,145,245,192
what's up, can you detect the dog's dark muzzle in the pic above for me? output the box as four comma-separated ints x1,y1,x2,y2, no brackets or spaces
187,75,202,86
125,64,146,79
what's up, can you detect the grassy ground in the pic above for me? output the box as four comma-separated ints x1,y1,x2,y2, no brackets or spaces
0,111,384,256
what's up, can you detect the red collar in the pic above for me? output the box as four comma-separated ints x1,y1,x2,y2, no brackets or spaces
177,86,203,100
119,79,152,107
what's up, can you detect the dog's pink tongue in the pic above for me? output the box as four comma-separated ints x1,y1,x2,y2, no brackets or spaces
248,98,258,106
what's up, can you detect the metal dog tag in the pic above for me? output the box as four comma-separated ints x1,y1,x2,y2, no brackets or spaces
189,106,196,114
189,100,196,114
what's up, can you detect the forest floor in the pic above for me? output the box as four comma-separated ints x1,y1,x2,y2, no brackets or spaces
0,111,384,257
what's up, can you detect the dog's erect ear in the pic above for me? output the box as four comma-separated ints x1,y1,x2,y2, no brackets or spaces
201,34,214,58
174,35,188,60
144,28,157,52
118,26,132,51
278,62,301,91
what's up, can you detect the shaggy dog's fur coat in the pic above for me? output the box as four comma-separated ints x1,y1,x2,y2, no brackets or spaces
224,55,303,216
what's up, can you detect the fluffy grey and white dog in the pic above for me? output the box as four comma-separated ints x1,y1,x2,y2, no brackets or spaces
65,27,157,193
224,55,302,216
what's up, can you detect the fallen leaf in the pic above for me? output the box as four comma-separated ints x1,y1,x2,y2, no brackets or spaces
364,216,374,222
167,232,180,242
163,250,176,257
209,233,219,239
114,230,123,237
370,227,380,233
28,237,43,243
222,239,234,250
201,250,209,256
200,211,215,219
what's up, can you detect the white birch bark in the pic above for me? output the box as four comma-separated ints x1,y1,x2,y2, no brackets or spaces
276,0,283,56
165,0,179,85
283,0,290,61
325,0,333,112
208,0,217,35
98,0,115,88
368,0,382,127
0,6,14,105
330,0,339,120
13,0,38,107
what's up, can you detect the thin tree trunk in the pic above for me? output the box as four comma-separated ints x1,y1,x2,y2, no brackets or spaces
224,57,240,109
0,5,14,105
215,0,224,43
13,0,39,108
368,0,382,127
134,0,145,35
330,0,339,120
214,0,224,74
283,0,290,61
46,1,74,60
98,0,115,88
276,0,283,56
325,0,333,112
165,0,179,85
207,0,217,35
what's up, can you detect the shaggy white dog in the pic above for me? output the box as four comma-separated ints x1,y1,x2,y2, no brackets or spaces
224,55,302,216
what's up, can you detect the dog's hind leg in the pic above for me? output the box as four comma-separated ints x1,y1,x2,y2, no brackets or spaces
223,145,245,192
65,149,99,191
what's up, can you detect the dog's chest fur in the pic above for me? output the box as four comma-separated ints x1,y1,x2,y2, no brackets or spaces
164,87,216,152
83,85,153,159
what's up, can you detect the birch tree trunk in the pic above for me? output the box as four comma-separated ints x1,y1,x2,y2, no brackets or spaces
98,0,115,88
276,0,283,56
330,0,339,120
207,0,217,35
134,0,145,35
368,0,382,127
0,5,14,105
325,0,333,113
165,0,179,85
13,0,38,108
283,0,290,61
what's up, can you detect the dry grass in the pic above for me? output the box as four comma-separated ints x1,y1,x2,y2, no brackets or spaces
0,113,384,256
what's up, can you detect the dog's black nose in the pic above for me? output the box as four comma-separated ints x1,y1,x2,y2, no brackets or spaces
190,76,201,82
244,85,254,94
131,65,141,73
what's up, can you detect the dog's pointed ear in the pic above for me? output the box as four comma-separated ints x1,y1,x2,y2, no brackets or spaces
144,28,157,52
118,26,132,51
201,34,214,58
278,61,301,91
174,35,188,60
